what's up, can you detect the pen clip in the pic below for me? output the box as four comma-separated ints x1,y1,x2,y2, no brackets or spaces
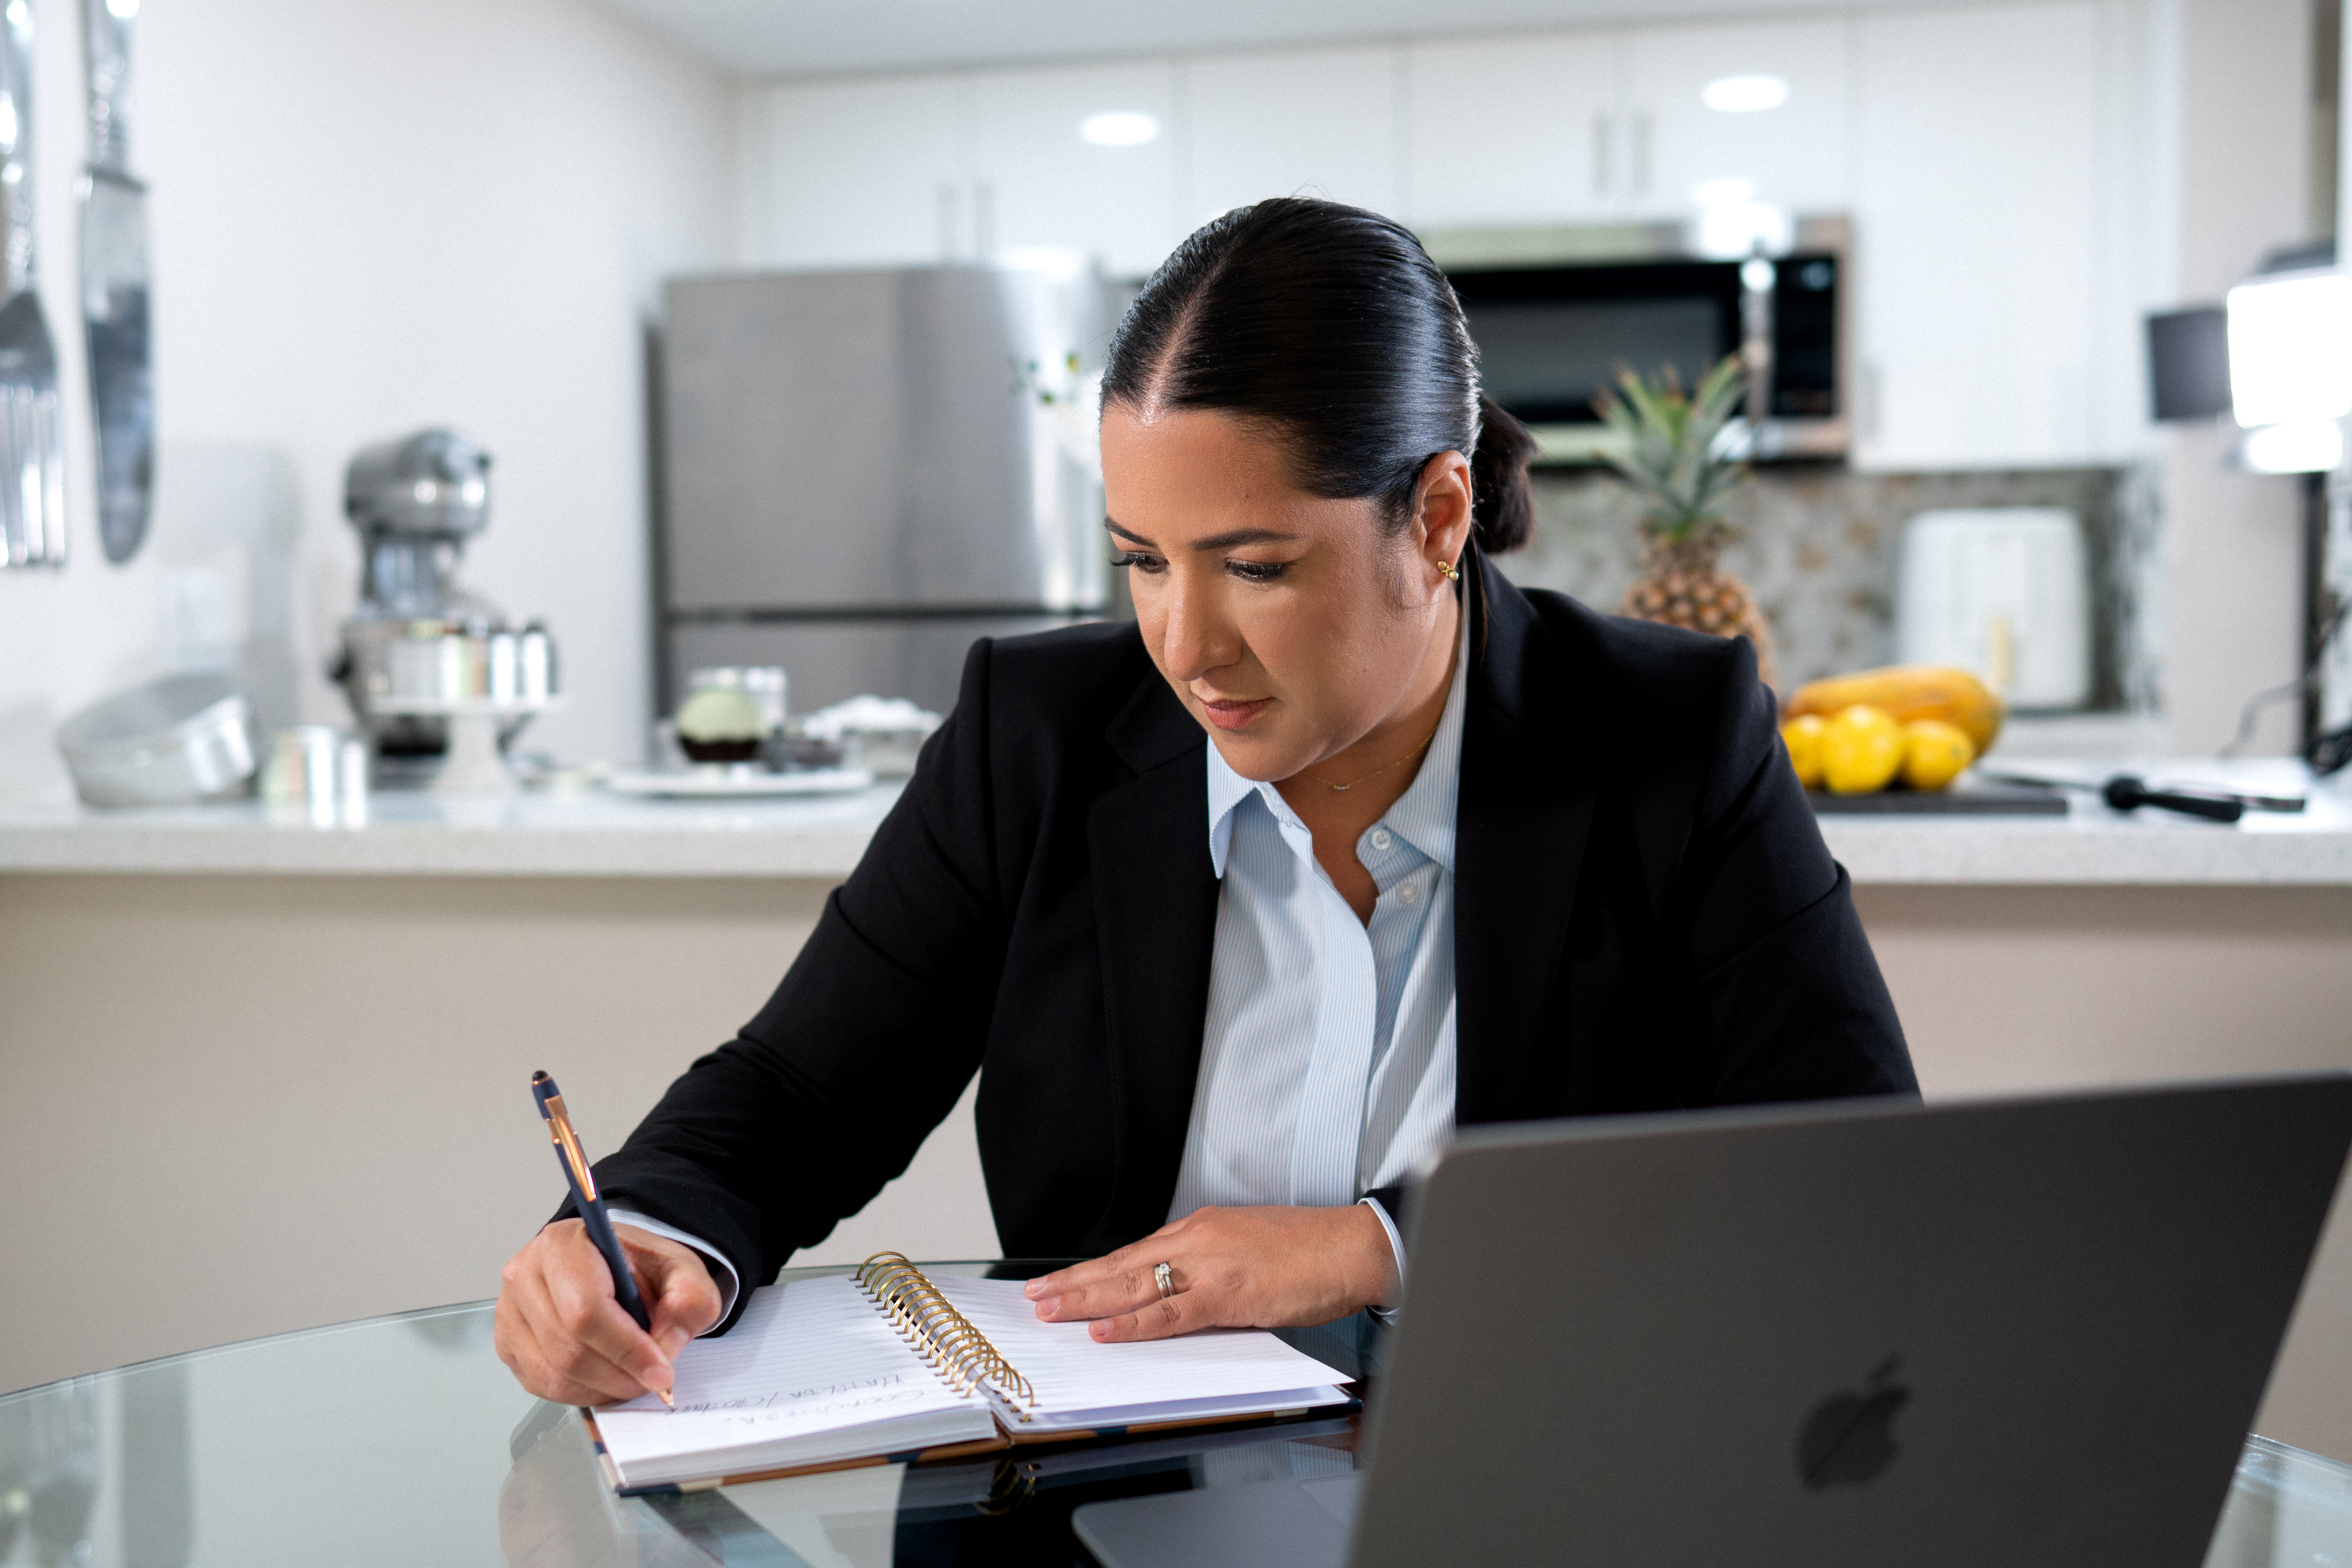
532,1070,600,1202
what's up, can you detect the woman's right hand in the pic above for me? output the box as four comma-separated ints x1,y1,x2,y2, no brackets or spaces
495,1220,723,1405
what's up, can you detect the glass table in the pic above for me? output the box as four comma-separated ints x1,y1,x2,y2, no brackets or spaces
0,1261,2343,1567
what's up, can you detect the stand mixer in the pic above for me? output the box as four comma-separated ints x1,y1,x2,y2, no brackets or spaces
331,429,558,791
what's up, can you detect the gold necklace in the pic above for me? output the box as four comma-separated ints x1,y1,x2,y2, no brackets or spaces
1297,724,1442,793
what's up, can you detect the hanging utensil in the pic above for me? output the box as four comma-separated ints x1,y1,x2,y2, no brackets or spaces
0,0,64,569
79,0,149,563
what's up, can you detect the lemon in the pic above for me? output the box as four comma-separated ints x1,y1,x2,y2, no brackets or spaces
1780,713,1828,789
1900,719,1975,791
1821,704,1905,794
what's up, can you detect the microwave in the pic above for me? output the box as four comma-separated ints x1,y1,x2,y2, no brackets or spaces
1440,215,1851,463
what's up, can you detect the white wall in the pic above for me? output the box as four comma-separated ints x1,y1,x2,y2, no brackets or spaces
0,0,737,784
2160,0,2315,755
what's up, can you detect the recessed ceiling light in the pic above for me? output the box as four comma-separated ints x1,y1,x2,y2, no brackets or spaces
1080,111,1160,147
1701,74,1790,113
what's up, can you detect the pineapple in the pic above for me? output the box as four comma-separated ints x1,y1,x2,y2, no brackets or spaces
1595,356,1777,687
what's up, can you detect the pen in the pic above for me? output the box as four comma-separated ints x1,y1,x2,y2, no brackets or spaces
531,1070,673,1408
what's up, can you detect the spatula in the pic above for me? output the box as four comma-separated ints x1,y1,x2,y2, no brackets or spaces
0,0,64,569
79,0,149,564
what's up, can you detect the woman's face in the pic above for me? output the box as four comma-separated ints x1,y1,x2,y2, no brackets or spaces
1099,403,1472,783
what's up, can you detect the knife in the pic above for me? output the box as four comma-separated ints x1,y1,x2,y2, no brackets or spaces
0,0,64,570
78,0,150,564
1976,769,2302,823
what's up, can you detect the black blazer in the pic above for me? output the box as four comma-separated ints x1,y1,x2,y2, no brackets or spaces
588,555,1916,1330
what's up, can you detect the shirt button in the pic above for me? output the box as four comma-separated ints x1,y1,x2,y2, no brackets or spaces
1370,829,1393,851
1398,884,1419,904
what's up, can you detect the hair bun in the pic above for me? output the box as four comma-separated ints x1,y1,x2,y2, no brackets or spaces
1470,394,1536,553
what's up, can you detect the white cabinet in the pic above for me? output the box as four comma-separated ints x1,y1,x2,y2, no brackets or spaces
1851,4,2101,469
752,65,1178,278
1404,34,1622,229
1621,19,1852,220
1185,46,1401,232
1407,21,1848,232
748,77,962,269
740,7,2132,473
964,61,1181,278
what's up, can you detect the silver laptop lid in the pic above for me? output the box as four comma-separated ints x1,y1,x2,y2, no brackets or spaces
1353,1076,2352,1568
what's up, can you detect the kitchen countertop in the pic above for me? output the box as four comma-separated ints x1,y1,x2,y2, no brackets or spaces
1817,757,2352,885
0,760,2346,884
0,782,909,878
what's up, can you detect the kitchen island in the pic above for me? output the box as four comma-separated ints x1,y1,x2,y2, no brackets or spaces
5,764,2351,1463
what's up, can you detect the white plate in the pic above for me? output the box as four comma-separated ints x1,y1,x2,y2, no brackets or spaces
603,767,875,799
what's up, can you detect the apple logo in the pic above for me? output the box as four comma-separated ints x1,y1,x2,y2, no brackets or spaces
1796,1355,1909,1490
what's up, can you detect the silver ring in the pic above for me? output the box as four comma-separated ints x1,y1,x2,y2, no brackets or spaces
1153,1261,1174,1299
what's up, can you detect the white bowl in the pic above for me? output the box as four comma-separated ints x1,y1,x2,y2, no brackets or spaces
56,673,259,808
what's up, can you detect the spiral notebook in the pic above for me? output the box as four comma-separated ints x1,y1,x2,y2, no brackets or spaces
585,1254,1356,1493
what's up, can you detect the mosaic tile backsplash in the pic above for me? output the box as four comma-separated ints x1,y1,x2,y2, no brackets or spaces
1496,463,2160,710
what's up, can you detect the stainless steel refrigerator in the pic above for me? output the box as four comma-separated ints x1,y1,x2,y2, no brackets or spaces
657,263,1114,724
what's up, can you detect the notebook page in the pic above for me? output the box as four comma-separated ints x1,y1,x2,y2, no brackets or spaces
937,1276,1352,1415
595,1274,984,1472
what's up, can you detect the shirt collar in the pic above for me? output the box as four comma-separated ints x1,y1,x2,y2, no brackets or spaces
1206,602,1469,878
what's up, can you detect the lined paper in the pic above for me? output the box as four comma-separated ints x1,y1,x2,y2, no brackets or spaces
595,1276,991,1480
938,1276,1351,1415
590,1270,1353,1486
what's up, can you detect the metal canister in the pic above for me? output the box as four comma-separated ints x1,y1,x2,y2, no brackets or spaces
486,630,521,703
519,623,555,702
261,726,367,826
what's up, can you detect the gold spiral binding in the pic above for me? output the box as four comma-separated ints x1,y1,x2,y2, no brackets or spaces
855,1253,1037,1418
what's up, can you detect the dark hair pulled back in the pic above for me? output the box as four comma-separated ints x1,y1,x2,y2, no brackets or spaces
1101,197,1536,553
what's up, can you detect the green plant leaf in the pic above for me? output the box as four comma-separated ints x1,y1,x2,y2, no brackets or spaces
1587,354,1750,540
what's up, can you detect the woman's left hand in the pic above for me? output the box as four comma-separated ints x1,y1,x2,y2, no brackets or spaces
1024,1204,1396,1342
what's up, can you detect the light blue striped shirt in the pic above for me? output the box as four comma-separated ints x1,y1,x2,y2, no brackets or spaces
1166,614,1465,1265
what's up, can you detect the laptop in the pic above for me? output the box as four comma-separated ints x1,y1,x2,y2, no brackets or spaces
1073,1076,2352,1568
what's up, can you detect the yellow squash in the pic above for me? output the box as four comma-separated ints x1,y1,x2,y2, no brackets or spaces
1784,665,2005,756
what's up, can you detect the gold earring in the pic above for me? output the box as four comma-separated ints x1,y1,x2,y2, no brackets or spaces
1436,559,1460,582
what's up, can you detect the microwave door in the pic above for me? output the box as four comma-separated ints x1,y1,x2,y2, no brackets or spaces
1448,259,1744,428
1465,295,1732,424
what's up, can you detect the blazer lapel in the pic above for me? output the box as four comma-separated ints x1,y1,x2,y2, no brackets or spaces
1454,550,1599,1124
1088,673,1220,1244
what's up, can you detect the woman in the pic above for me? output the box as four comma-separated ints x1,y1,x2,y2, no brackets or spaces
495,199,1916,1408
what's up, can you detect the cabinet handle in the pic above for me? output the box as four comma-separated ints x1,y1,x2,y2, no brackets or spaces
1631,111,1652,198
972,177,996,258
1593,113,1612,198
936,182,960,261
